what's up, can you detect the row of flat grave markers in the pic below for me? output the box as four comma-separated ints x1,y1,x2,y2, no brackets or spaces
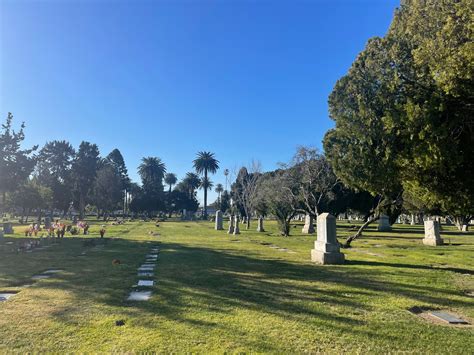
127,246,160,301
0,269,64,302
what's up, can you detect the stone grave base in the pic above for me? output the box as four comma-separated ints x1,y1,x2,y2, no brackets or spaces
311,249,345,265
423,238,444,246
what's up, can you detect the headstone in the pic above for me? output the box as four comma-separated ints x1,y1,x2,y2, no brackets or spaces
311,213,344,264
423,220,443,246
233,216,240,235
72,215,78,224
227,216,234,234
377,215,392,231
462,224,468,232
257,217,265,232
215,210,223,230
302,215,315,234
44,217,52,229
410,214,416,226
3,223,13,234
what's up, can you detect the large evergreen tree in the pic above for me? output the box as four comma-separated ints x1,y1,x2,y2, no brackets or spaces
0,113,37,212
324,0,473,242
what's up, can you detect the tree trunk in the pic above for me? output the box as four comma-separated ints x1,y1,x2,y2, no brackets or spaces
246,216,251,230
343,216,378,248
453,215,470,231
79,194,85,220
203,170,208,220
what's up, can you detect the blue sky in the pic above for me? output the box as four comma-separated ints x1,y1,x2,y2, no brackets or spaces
0,0,399,203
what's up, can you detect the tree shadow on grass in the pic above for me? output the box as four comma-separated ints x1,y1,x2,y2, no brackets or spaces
8,238,474,348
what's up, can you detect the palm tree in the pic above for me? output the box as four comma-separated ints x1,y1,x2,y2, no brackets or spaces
215,183,224,206
138,157,166,192
164,173,178,217
182,172,201,199
193,151,219,219
164,173,177,193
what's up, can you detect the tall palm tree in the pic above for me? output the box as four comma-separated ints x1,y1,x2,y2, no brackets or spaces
183,172,201,199
193,151,219,219
164,173,177,194
215,183,224,206
164,173,178,217
138,157,166,192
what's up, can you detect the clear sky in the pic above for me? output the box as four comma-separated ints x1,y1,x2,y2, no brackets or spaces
0,0,399,204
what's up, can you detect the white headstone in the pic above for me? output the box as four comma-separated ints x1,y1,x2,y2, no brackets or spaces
423,220,443,246
410,214,416,225
215,210,223,230
311,213,344,264
227,216,234,234
257,217,265,232
377,215,392,231
233,216,240,235
302,215,315,234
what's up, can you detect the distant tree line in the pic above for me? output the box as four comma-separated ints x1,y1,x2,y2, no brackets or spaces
0,113,220,221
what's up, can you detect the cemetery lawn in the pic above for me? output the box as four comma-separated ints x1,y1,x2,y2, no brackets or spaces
0,220,473,353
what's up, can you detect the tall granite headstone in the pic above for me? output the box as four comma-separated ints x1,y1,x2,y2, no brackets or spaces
233,216,240,235
423,220,443,246
215,210,223,230
311,213,344,264
44,217,52,229
227,216,234,234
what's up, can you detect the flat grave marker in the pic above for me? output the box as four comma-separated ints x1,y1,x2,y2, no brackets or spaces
138,280,154,287
138,271,154,277
0,292,18,301
429,311,469,324
127,290,152,301
43,269,64,274
32,274,51,280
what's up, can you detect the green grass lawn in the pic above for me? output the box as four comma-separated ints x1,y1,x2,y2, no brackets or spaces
0,219,473,352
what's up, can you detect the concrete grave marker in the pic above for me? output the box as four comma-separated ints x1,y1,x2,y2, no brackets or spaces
43,269,64,274
423,220,444,246
127,290,152,301
138,280,154,287
227,216,234,234
311,213,345,265
3,223,13,234
32,274,51,280
138,271,154,277
233,216,240,235
302,215,315,234
429,311,468,324
377,215,392,232
215,210,224,230
0,292,18,301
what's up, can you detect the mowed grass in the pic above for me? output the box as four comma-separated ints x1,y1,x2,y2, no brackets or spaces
0,218,473,353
